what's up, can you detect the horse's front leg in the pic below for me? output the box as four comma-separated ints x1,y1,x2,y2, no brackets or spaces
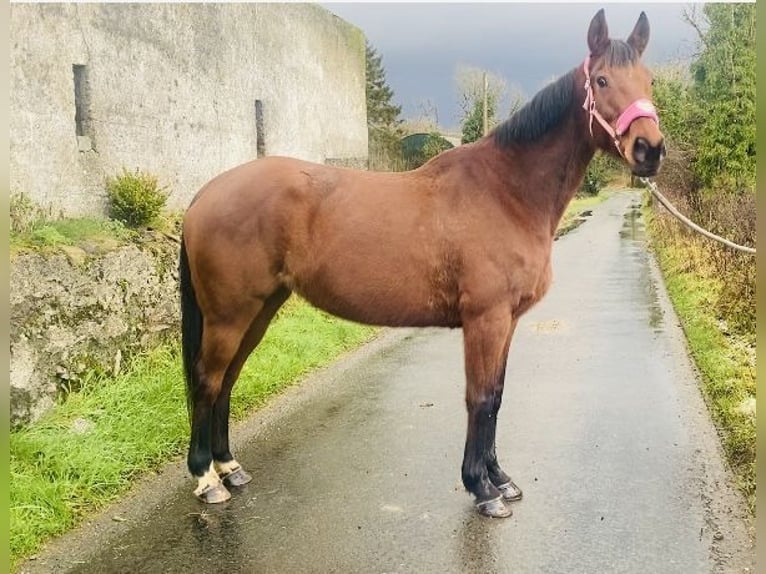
485,319,523,503
461,305,516,518
485,389,523,503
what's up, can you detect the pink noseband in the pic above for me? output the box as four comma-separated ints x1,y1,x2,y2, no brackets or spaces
582,56,659,156
615,99,659,136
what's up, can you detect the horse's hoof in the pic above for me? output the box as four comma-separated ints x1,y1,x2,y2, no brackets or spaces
498,480,523,502
476,496,512,518
195,482,231,504
221,467,252,488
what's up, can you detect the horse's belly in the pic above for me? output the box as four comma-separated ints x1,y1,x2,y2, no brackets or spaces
288,265,460,328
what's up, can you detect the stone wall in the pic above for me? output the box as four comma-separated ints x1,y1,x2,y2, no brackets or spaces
9,3,368,426
10,3,368,216
10,237,180,426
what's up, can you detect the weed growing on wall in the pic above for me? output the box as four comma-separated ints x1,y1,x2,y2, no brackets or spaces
106,168,168,227
10,192,56,234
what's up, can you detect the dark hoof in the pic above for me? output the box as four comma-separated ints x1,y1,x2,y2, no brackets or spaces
498,480,523,502
196,482,231,504
221,467,252,488
476,496,512,518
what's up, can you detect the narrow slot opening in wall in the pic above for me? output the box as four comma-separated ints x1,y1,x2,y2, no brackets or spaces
255,99,265,158
73,64,93,151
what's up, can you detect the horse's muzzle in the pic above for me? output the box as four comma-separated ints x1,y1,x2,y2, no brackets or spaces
631,137,666,177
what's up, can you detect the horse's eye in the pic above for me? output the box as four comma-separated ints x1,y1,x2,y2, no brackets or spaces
596,76,608,88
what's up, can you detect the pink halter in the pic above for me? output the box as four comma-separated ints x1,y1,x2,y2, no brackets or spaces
582,55,659,156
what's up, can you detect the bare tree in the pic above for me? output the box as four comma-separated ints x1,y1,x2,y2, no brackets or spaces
416,98,440,128
455,65,526,142
455,64,507,120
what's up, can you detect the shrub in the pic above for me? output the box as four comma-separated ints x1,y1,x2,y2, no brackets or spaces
402,132,453,170
649,183,755,339
579,152,618,196
700,192,756,336
106,168,168,227
369,129,406,171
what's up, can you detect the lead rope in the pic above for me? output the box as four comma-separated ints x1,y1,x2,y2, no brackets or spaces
640,177,756,255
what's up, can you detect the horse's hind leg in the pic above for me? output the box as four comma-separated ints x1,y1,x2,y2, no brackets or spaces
211,287,291,488
461,306,516,518
188,315,254,503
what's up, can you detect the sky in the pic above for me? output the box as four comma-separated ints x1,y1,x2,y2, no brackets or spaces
321,3,702,131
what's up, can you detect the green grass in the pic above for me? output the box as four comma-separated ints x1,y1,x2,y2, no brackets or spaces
645,206,755,513
10,217,136,253
9,188,182,257
9,298,376,569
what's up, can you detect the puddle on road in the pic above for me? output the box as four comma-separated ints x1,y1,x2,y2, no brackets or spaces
619,202,644,240
555,211,591,241
619,201,664,332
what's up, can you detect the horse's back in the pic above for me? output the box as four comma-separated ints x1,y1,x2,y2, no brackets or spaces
183,156,468,326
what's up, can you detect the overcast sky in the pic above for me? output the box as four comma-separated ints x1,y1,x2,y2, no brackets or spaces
322,3,702,131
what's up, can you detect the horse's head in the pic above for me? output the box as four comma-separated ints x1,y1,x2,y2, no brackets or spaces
583,9,665,177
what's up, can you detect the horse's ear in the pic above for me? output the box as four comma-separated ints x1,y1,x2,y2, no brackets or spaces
587,9,609,56
627,12,650,56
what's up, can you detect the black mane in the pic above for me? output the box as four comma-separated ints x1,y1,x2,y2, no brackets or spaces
492,70,576,147
493,40,639,147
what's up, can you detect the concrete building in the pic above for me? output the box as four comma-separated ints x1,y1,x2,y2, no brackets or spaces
10,3,368,215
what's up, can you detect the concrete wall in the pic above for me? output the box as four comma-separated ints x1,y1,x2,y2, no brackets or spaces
10,3,368,215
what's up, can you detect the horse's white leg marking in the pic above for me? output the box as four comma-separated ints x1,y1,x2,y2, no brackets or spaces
193,462,223,497
214,458,252,487
214,459,242,476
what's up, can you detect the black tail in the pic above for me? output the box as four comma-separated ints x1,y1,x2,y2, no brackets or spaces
179,236,202,419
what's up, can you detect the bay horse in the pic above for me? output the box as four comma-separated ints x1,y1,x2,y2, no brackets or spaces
179,9,664,518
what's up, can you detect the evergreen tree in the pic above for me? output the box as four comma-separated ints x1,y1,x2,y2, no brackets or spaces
366,41,403,169
461,95,496,144
688,4,755,192
455,66,506,145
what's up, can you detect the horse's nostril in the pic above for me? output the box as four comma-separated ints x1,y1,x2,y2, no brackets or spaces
633,137,649,163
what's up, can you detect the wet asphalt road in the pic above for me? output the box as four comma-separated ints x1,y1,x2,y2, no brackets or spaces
24,190,754,574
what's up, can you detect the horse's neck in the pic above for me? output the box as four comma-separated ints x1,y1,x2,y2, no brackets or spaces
548,115,596,229
505,111,596,236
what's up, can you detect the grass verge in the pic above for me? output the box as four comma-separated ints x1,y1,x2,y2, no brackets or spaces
645,203,755,513
10,217,137,254
9,298,376,570
9,193,182,258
